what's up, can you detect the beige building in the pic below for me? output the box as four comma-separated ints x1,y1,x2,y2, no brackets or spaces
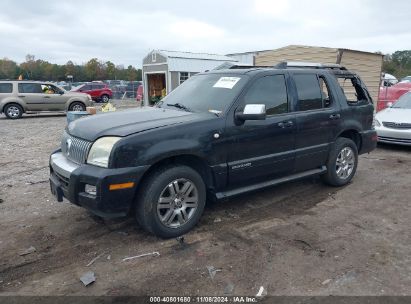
229,45,384,102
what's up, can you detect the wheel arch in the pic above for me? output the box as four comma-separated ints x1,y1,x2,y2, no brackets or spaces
139,154,214,190
1,100,26,113
337,129,362,151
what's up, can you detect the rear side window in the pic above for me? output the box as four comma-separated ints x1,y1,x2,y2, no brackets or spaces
18,83,43,93
337,77,369,104
294,74,323,111
0,83,13,93
244,75,288,115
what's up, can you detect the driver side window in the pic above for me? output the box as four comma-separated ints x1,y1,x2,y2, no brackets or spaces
243,75,288,115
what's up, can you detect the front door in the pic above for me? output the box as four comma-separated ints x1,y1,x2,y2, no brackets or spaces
225,74,296,186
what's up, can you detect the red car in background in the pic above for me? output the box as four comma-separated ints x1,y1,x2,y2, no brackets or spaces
377,82,411,111
72,82,113,103
136,84,144,102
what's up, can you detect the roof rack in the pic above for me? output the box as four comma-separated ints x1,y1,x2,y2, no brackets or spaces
274,61,347,70
212,61,355,77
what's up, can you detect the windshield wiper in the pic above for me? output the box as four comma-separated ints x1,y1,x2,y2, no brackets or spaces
166,102,192,112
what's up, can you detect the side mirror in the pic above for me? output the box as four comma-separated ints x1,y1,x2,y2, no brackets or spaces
235,104,266,122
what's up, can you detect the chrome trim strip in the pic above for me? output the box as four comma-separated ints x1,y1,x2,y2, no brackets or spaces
50,152,80,179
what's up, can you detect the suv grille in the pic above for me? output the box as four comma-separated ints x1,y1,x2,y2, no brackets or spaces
61,132,92,164
382,122,411,129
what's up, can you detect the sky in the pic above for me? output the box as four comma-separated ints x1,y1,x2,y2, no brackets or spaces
1,0,410,67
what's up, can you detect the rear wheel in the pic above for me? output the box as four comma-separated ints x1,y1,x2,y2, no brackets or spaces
322,137,358,186
68,102,85,112
135,165,206,238
101,94,109,103
4,104,23,119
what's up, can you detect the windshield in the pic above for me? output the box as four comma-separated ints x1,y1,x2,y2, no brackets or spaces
392,92,411,109
159,73,248,114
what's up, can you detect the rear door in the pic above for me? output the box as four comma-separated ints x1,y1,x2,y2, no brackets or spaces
291,72,341,172
18,83,45,111
226,73,296,186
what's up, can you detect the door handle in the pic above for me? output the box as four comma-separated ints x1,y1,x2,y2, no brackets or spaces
18,95,25,98
278,120,294,128
329,113,341,120
44,96,51,98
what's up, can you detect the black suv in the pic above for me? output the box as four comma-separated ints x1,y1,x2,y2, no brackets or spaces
49,62,377,238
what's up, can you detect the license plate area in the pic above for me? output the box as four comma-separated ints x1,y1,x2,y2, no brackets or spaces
50,175,64,202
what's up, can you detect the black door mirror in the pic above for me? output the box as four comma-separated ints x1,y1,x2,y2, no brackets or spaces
235,104,266,121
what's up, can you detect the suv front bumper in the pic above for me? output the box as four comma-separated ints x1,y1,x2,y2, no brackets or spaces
49,150,149,218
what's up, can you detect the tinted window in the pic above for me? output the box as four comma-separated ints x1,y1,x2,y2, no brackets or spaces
294,74,322,111
319,76,332,108
18,83,43,93
82,84,91,90
244,75,288,115
93,84,104,89
0,83,13,93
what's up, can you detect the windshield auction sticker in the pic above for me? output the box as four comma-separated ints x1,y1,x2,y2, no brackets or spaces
213,77,241,89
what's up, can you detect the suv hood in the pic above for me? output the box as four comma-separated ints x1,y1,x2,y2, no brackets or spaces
67,107,196,141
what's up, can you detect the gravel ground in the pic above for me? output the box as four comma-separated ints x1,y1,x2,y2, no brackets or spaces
0,109,410,296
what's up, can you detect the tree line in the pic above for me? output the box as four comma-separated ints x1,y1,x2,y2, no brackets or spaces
382,50,411,79
0,55,142,82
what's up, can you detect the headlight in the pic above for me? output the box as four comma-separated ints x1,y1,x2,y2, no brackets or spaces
87,137,121,168
86,94,92,100
373,119,381,127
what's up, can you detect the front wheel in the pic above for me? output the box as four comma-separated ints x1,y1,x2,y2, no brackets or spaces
68,102,86,112
322,137,358,186
135,165,206,238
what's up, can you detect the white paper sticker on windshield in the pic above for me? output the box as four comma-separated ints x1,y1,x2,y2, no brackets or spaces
213,77,241,89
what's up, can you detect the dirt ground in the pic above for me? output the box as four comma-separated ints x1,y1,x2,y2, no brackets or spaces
0,109,410,297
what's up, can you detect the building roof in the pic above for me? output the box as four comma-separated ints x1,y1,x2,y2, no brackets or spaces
148,50,238,73
157,50,237,62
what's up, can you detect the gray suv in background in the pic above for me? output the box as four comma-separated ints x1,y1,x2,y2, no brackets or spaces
0,81,93,119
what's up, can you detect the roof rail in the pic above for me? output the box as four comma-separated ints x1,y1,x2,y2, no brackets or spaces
212,62,264,70
274,61,347,71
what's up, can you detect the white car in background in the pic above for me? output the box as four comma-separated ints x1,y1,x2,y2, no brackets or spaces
375,92,411,145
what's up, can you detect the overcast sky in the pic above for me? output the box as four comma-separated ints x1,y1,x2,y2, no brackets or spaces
1,0,410,67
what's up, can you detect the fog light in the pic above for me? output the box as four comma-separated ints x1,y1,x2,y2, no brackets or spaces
85,184,97,196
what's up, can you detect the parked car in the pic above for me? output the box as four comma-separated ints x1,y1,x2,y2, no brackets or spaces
49,63,377,238
125,81,141,98
72,82,112,103
136,84,143,102
374,91,411,145
400,76,411,83
377,81,411,111
0,81,93,119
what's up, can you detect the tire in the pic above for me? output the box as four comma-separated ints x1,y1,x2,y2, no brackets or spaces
322,137,358,187
4,103,23,119
68,102,86,112
136,165,206,238
101,94,109,103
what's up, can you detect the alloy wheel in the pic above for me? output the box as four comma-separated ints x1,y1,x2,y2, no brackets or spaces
7,106,20,118
156,178,199,228
336,147,355,180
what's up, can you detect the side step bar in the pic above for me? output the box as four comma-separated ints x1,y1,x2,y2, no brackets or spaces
215,166,327,200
